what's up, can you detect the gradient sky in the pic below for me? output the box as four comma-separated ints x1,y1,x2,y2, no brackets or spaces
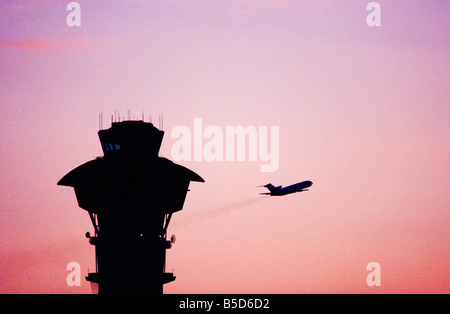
0,0,449,293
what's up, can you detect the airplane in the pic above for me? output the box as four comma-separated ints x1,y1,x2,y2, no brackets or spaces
259,180,313,196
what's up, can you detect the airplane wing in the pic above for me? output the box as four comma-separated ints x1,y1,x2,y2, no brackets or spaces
259,192,271,195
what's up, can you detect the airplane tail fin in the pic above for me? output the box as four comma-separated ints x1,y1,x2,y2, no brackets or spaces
264,183,277,192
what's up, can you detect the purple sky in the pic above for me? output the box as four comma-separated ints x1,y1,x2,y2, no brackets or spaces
0,0,448,293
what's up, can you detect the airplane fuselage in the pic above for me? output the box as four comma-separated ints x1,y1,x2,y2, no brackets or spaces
262,180,313,196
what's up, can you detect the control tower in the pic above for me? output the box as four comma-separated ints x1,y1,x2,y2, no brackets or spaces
58,120,204,294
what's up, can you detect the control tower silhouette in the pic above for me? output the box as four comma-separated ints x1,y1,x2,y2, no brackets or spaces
58,120,204,294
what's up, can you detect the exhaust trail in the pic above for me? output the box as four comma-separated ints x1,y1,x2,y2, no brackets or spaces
176,196,266,228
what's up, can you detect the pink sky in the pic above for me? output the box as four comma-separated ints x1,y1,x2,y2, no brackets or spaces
0,0,448,293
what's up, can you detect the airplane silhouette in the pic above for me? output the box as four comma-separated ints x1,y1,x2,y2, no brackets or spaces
259,180,313,196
